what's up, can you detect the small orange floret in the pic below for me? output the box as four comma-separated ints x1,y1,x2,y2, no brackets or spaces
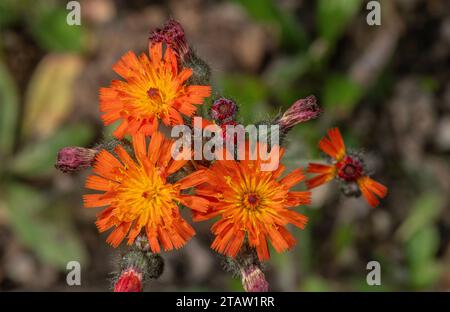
306,127,388,208
100,42,211,139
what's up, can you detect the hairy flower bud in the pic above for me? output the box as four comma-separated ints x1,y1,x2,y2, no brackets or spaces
146,253,164,279
184,51,211,85
55,147,98,173
114,268,142,292
133,235,165,279
222,243,269,292
278,95,321,132
149,19,190,61
149,20,210,85
211,98,237,122
241,265,269,292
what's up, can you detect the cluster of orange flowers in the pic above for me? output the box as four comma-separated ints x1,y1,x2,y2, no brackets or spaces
86,38,311,260
79,20,387,268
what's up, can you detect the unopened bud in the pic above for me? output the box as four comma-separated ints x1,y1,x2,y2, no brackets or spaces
149,20,210,85
211,98,237,122
55,147,98,173
114,268,142,292
278,95,321,132
241,265,269,292
149,19,190,61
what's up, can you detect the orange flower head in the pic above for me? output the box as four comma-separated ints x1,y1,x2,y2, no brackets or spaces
194,142,310,261
83,131,209,252
306,128,388,208
100,42,211,139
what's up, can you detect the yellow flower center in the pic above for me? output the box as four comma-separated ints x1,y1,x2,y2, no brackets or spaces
113,163,178,226
133,70,179,118
231,175,277,212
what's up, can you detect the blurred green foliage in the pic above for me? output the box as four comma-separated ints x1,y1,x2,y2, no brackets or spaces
29,7,85,52
322,74,363,114
219,74,270,124
0,56,93,268
0,73,93,269
0,0,86,52
232,0,307,51
222,0,364,126
0,61,19,154
6,183,88,269
0,0,91,270
317,0,361,45
398,193,444,289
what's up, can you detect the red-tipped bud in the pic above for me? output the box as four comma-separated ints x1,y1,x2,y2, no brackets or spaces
55,147,98,173
278,95,321,131
241,265,269,292
149,19,190,61
114,268,142,292
211,98,237,122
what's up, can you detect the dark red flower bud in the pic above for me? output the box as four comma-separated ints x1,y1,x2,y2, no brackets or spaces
241,265,269,292
149,19,190,61
55,147,98,173
211,98,237,122
278,95,321,131
114,268,142,292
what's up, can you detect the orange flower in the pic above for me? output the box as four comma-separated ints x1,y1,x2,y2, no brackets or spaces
83,131,209,252
100,42,211,139
306,128,388,208
194,142,310,261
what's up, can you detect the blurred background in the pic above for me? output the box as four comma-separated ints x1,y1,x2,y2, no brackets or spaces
0,0,449,291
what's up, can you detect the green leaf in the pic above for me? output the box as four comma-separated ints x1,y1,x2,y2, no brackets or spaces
232,0,306,51
301,276,331,291
28,7,85,52
22,53,84,141
333,223,354,255
5,183,87,269
227,277,245,291
410,264,441,290
265,52,312,104
397,193,443,242
406,226,441,289
406,226,439,268
10,123,94,178
322,74,363,114
219,74,270,123
317,0,361,44
0,61,19,156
